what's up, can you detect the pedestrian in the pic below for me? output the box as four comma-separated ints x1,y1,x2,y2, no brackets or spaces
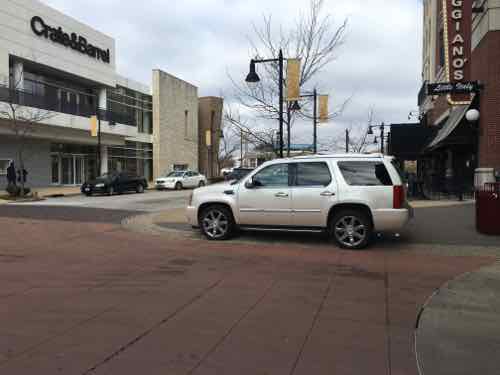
6,161,16,186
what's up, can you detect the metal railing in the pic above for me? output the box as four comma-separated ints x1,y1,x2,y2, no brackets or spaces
0,85,137,127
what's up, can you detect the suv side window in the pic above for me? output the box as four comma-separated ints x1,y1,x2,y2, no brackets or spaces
252,164,289,187
293,162,332,187
337,161,393,186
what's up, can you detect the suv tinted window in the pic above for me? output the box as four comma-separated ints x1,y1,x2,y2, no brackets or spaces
294,162,332,187
338,161,393,186
253,164,289,187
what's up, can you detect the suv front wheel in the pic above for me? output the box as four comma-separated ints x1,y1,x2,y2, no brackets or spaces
199,205,235,240
330,209,372,250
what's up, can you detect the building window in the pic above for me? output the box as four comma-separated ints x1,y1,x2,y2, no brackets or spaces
173,164,188,171
0,159,12,176
184,110,189,138
108,142,153,181
107,86,152,130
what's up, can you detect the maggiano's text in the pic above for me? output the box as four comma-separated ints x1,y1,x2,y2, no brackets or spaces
30,16,110,64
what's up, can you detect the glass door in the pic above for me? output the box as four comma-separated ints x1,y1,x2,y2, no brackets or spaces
61,156,74,185
75,156,85,185
51,155,60,184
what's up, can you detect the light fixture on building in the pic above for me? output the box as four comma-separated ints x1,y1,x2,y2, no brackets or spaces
368,126,374,135
466,109,480,123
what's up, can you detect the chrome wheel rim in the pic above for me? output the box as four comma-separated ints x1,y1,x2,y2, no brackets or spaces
137,184,144,193
202,209,229,239
334,216,366,248
199,181,205,187
109,187,114,195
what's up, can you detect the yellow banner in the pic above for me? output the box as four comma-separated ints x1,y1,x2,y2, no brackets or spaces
286,59,301,101
90,116,97,137
319,95,329,123
205,130,212,147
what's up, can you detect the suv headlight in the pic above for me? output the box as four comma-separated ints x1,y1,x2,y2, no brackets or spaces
95,183,105,188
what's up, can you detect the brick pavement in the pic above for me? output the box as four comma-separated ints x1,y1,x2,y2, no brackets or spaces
0,215,495,375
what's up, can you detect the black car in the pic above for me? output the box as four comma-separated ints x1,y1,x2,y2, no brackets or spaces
81,172,148,196
224,167,254,181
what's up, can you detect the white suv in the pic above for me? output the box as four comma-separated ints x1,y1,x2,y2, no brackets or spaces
186,154,412,249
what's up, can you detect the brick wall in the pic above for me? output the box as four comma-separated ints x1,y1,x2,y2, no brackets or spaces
198,97,223,178
471,30,500,170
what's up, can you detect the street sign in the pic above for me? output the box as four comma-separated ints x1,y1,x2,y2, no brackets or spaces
90,115,97,137
427,81,481,96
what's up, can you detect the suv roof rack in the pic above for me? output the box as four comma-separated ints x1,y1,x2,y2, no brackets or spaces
291,153,385,160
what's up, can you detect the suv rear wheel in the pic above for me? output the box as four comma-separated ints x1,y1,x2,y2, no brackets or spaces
330,209,372,250
199,205,235,240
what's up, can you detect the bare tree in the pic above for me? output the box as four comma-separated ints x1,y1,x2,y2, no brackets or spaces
318,108,376,154
226,0,348,155
217,123,239,171
0,70,54,196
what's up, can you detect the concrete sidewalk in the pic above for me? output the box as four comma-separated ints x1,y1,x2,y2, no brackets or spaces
416,259,500,375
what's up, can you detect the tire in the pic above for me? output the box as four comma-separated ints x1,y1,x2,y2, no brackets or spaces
198,180,206,187
108,186,115,196
175,182,183,190
199,204,235,241
136,184,145,194
330,209,372,250
85,192,92,197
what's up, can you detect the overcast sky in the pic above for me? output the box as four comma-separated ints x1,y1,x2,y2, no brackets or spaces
41,0,423,149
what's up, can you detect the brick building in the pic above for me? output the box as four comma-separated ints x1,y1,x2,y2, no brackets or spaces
418,0,500,197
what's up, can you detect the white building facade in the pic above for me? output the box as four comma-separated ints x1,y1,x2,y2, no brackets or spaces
0,0,200,188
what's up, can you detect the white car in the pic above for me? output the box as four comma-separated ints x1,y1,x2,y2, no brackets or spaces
156,170,207,190
186,154,413,249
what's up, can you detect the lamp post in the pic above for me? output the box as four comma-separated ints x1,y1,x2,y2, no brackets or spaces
368,123,391,154
291,88,328,154
246,50,285,158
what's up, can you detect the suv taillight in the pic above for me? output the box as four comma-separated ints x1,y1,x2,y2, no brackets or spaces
393,185,404,209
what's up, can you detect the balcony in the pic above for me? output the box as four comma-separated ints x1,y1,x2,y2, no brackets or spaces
0,84,137,127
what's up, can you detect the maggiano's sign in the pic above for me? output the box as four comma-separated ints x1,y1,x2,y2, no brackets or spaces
443,0,473,105
30,16,110,64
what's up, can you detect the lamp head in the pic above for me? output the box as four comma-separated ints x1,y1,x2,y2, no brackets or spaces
290,100,301,111
245,60,260,84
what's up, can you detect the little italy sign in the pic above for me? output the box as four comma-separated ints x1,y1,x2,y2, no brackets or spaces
30,16,110,64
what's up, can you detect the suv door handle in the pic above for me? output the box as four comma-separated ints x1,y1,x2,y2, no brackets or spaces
320,191,335,197
275,192,289,198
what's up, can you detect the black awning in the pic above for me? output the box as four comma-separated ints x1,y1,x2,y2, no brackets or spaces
425,104,471,151
388,123,436,160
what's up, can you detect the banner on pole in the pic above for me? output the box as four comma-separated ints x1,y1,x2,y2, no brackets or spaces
286,59,301,101
319,95,329,123
90,116,98,137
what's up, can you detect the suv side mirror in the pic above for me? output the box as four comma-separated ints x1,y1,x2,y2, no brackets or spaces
244,179,255,189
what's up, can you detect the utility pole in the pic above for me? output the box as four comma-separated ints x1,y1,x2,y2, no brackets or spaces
278,49,284,158
345,129,349,153
313,89,317,154
380,122,385,154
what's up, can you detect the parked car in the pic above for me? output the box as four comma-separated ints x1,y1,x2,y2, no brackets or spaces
156,170,207,190
224,167,254,181
186,154,413,249
81,172,147,196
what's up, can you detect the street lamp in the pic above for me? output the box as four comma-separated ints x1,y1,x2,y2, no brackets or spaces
246,50,285,158
291,89,328,154
368,123,390,154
